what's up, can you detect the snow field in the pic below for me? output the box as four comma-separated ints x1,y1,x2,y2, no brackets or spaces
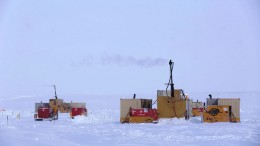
0,108,260,146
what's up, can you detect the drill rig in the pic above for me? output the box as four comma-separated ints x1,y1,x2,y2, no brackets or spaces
157,60,192,119
34,85,87,121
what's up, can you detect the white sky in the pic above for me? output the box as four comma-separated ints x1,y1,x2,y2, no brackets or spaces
0,0,259,98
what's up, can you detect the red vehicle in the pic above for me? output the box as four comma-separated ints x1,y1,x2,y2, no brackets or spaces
70,107,87,118
130,108,158,122
34,106,53,121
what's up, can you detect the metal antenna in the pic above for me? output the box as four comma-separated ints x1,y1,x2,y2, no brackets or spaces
169,60,174,97
54,85,58,99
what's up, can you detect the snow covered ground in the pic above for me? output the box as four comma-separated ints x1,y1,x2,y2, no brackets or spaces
0,92,260,146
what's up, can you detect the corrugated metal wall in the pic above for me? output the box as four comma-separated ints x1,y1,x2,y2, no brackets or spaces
157,90,172,97
120,99,153,122
218,98,240,120
157,90,185,98
120,99,142,121
192,102,203,108
186,100,193,118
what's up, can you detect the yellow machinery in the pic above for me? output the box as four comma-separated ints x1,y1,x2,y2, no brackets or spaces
157,60,188,119
47,85,69,120
204,96,240,123
192,108,203,117
48,98,70,120
129,117,154,123
203,105,231,123
157,90,186,118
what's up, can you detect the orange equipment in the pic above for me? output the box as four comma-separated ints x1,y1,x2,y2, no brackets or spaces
128,108,158,123
203,105,231,123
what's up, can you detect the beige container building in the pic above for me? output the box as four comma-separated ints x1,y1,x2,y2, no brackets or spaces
120,99,152,123
218,98,240,122
186,99,193,118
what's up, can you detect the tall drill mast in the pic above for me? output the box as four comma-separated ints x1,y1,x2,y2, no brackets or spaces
54,85,58,99
169,60,174,97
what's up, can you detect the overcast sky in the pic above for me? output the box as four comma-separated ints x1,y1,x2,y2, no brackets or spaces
0,0,259,98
